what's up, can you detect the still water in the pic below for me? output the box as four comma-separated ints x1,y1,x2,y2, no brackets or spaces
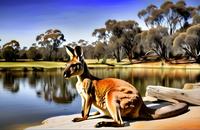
0,68,200,130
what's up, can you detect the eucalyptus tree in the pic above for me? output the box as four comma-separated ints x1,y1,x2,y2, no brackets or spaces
138,4,160,28
134,26,172,62
77,39,95,59
77,39,89,46
193,5,200,24
36,29,66,60
27,44,42,61
92,28,110,63
18,46,27,59
109,20,141,62
67,41,77,48
94,41,107,62
104,19,126,62
138,0,197,34
193,14,200,24
92,28,110,44
3,40,20,49
2,40,20,61
114,20,141,62
94,19,141,62
192,5,200,24
173,24,200,63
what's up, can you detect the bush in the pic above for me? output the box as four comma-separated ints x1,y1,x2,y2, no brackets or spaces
26,47,42,60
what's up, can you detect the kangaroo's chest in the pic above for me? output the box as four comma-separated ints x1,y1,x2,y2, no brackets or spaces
76,80,88,99
76,81,83,94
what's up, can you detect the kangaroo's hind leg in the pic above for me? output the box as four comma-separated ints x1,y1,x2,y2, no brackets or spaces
95,91,125,127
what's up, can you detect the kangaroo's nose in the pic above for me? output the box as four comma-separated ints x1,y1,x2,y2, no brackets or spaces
63,71,68,78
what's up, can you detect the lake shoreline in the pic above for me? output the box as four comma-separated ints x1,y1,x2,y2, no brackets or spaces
1,60,200,71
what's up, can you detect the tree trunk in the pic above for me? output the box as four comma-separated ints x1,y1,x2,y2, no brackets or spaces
170,28,173,35
161,58,165,66
146,85,200,105
101,55,107,64
116,47,121,62
48,52,52,61
127,52,133,63
116,57,121,62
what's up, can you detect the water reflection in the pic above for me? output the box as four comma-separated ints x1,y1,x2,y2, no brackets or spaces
2,72,20,93
1,68,200,102
90,68,200,95
0,70,78,104
35,73,77,104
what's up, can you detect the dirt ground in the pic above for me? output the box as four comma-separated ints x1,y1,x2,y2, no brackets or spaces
25,106,200,130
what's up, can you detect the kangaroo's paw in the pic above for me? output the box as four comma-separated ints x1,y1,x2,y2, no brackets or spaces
95,121,125,127
72,117,85,122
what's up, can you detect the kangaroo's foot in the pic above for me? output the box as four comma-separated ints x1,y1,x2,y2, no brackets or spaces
72,117,86,122
95,121,125,127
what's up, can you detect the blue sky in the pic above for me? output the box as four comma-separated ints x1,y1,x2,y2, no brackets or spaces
0,0,199,47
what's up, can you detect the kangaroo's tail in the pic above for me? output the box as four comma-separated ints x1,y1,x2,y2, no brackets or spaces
148,102,188,119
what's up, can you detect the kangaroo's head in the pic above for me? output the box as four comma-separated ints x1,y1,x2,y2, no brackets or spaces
63,46,85,79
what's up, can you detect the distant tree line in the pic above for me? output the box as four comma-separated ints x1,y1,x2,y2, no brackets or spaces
0,0,200,63
0,29,68,61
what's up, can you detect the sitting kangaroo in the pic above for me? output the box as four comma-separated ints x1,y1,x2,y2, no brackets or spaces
63,46,188,127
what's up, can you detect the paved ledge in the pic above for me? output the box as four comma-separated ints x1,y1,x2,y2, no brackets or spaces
25,106,200,130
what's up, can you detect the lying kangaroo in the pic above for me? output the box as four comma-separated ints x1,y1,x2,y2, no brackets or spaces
63,45,188,127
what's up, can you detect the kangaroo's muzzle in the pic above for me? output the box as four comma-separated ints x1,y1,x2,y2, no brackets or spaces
63,71,71,78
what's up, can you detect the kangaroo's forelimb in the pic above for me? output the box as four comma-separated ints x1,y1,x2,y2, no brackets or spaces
72,79,93,122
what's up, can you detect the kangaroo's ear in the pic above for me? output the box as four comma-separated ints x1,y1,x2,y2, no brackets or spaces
65,46,74,59
74,46,83,57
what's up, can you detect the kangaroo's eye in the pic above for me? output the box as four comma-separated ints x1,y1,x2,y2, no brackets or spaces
77,64,79,69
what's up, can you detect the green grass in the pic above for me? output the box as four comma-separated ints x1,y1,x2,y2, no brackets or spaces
0,61,66,70
0,59,200,70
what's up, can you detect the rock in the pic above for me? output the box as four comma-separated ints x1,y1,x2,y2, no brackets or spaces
25,106,200,130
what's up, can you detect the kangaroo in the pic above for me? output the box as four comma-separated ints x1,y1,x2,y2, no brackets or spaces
63,45,188,127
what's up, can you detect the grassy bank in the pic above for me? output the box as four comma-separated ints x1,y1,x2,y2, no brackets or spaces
0,61,65,71
0,59,200,70
85,59,200,69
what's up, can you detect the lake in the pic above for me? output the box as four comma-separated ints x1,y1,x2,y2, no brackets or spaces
0,68,200,130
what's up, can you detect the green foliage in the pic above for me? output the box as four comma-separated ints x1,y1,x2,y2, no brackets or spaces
2,40,20,61
135,26,172,61
2,46,15,61
3,40,20,49
26,47,42,60
193,14,200,24
36,29,66,61
174,24,200,62
93,19,141,62
138,0,198,34
94,41,106,61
